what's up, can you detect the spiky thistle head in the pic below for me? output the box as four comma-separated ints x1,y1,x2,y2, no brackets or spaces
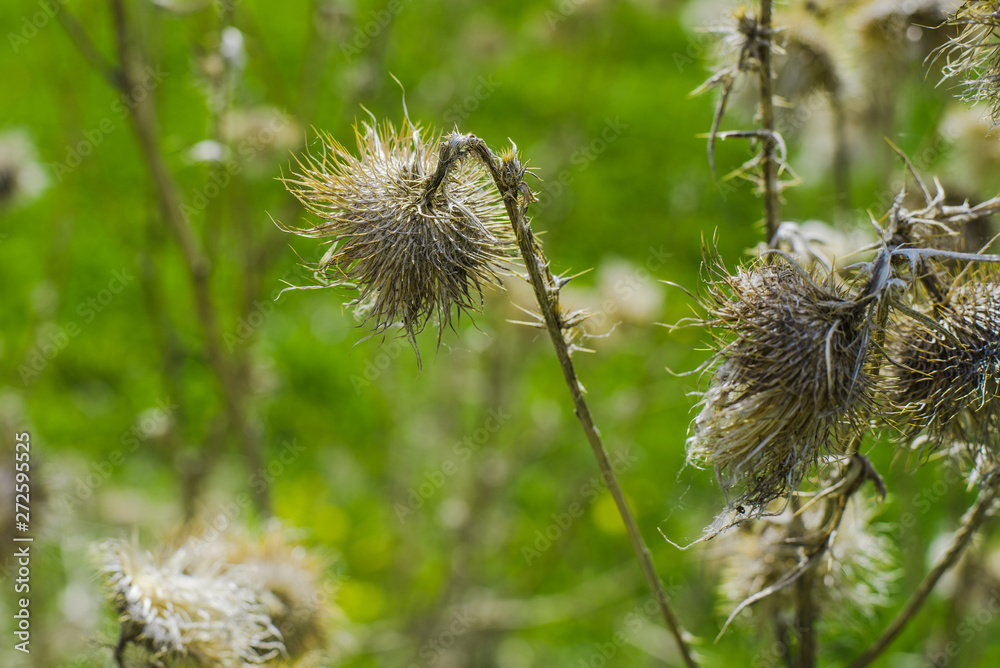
936,1,1000,125
281,119,516,361
888,276,1000,459
686,251,875,512
95,538,285,666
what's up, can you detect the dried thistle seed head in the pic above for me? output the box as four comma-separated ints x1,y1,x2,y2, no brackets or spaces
888,279,1000,457
213,524,332,659
281,119,515,361
716,496,894,627
95,538,285,666
687,253,875,512
853,0,951,54
937,1,1000,125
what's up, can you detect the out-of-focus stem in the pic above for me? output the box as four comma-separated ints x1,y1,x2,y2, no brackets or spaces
830,91,851,221
758,0,780,243
847,471,1000,668
63,0,271,515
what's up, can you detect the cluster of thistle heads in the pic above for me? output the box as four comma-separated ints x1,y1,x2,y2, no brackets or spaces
684,0,1000,520
95,524,332,667
273,1,1000,517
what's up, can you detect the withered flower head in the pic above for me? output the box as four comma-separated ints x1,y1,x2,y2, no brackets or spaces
717,496,894,627
95,538,285,666
281,119,515,361
773,7,843,102
687,252,874,512
936,1,1000,125
96,525,336,666
888,278,1000,456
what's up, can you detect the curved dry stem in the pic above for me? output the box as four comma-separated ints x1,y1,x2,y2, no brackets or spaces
848,469,1000,668
426,134,700,668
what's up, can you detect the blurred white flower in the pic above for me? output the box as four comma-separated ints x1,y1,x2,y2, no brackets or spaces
0,129,48,210
96,538,285,666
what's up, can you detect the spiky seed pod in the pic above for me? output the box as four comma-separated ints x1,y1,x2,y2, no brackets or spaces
937,1,1000,125
281,120,515,360
716,496,894,628
95,539,285,667
888,279,1000,457
687,253,874,512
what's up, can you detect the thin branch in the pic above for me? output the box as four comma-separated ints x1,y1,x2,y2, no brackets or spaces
792,496,817,668
55,2,125,90
758,0,781,243
426,135,700,668
847,470,1000,668
61,0,271,514
707,74,735,183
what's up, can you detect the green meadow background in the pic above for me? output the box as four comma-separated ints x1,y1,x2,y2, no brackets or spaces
1,0,999,666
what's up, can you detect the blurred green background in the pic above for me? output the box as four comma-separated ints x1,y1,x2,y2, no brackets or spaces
2,0,1000,666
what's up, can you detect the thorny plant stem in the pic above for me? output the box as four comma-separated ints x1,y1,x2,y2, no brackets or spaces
426,136,699,668
62,1,271,515
758,0,781,243
847,470,1000,668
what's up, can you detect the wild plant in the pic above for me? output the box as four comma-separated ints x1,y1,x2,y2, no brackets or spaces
680,1,1000,665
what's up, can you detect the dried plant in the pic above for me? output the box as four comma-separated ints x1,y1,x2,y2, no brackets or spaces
95,527,333,668
717,493,894,629
687,252,875,513
683,3,1000,666
281,119,516,363
281,124,700,667
888,275,1000,459
96,538,285,667
936,0,1000,124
